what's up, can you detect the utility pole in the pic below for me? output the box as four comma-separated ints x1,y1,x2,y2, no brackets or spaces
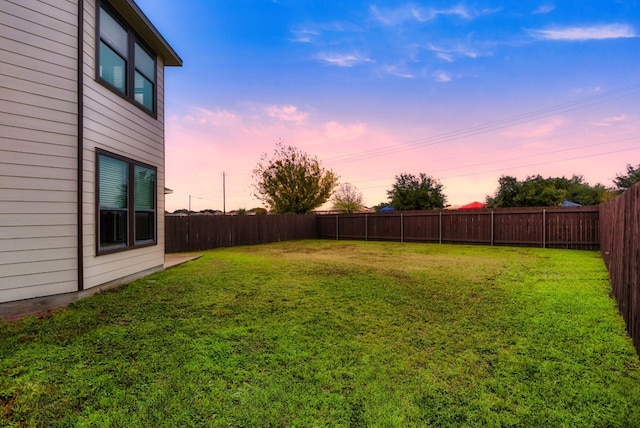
222,171,226,215
188,194,191,214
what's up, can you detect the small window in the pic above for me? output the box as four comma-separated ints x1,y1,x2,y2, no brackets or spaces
134,43,155,111
97,151,157,254
134,164,156,243
99,41,127,93
98,2,156,113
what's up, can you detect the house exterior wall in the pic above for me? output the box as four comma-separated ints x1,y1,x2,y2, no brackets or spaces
80,0,166,290
0,0,179,307
0,0,80,303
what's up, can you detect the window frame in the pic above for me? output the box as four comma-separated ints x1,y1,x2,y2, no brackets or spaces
96,149,158,256
97,1,158,116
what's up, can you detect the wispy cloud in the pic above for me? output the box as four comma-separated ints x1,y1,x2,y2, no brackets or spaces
427,43,481,62
323,121,366,140
529,24,637,41
591,114,629,127
290,28,319,43
383,65,416,78
369,3,488,26
182,107,237,127
501,118,565,138
266,105,309,123
315,52,371,67
290,21,361,43
432,70,452,82
533,5,555,15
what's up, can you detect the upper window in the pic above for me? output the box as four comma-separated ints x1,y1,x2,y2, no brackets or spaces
98,3,156,114
97,150,157,254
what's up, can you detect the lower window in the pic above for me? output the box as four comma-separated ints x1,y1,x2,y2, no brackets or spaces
97,150,157,253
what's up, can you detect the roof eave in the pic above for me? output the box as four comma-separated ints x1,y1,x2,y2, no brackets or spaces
109,0,183,66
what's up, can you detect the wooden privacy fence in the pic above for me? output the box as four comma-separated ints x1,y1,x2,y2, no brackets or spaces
165,214,316,253
600,183,640,355
316,206,600,250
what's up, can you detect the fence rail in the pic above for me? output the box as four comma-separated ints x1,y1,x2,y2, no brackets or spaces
316,206,599,250
165,214,317,253
600,183,640,355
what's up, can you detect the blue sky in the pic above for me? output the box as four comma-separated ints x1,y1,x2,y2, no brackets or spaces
134,0,640,211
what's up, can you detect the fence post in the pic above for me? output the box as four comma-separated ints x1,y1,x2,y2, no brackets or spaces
401,213,404,243
542,209,546,248
491,211,494,246
336,214,339,240
365,214,368,241
439,211,442,244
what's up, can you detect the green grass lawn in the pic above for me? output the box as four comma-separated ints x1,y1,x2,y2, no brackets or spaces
2,241,640,427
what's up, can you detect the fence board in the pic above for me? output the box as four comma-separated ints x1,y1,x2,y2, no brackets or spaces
165,214,317,253
316,206,599,250
600,183,640,355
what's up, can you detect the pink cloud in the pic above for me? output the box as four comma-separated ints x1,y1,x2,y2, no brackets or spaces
591,114,629,127
501,118,565,138
164,102,639,213
266,104,309,123
323,121,366,140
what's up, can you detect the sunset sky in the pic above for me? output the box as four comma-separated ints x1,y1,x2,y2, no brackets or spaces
134,0,640,212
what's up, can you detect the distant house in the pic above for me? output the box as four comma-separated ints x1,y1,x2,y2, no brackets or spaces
0,1,182,308
458,201,487,210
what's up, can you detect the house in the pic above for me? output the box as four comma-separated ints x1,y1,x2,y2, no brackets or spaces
458,201,487,210
0,0,182,313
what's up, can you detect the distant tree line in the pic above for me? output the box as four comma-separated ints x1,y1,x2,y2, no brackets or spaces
485,175,612,208
190,140,640,214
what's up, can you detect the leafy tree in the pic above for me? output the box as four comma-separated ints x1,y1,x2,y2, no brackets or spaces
252,142,338,214
486,174,608,207
250,207,268,215
613,164,640,192
387,173,446,210
486,176,520,207
332,182,365,213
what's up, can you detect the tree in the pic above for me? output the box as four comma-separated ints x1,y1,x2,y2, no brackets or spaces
331,182,365,213
613,164,640,192
252,142,338,214
486,174,609,208
387,173,446,210
485,176,520,207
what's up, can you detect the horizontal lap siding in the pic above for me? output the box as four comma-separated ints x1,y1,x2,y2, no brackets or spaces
81,0,165,290
0,0,78,302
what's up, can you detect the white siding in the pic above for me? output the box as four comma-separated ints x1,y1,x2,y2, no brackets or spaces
81,0,165,290
0,0,79,303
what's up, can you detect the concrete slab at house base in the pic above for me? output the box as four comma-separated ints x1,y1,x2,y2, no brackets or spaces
0,255,202,321
164,254,203,269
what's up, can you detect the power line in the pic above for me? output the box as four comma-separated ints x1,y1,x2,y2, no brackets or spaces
325,82,640,165
347,142,640,191
440,146,640,181
430,136,638,175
